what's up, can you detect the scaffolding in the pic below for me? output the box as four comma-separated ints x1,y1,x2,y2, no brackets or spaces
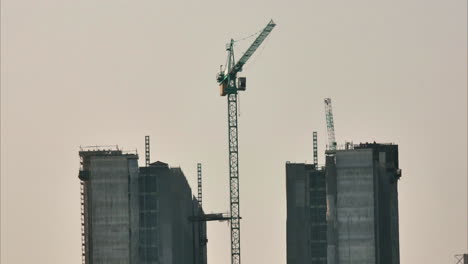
79,154,89,264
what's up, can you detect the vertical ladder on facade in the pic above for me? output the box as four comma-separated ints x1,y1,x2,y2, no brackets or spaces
197,163,202,208
313,131,318,167
80,181,86,264
197,163,206,264
145,135,150,167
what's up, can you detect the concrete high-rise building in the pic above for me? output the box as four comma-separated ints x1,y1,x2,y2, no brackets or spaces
286,143,402,264
286,163,327,264
139,161,206,264
79,147,206,264
78,148,140,264
327,143,401,264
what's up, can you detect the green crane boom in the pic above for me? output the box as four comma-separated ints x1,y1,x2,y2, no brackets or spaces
216,20,276,264
227,20,276,77
217,20,276,96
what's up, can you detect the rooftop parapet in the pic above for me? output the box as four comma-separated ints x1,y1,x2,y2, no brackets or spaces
79,145,138,157
326,142,396,151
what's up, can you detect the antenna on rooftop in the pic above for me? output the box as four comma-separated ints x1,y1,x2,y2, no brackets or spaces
313,131,318,167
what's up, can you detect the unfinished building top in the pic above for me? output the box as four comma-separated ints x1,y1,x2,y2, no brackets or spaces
79,146,138,158
149,161,169,168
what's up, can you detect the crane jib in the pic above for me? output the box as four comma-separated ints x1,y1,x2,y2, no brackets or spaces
227,20,276,77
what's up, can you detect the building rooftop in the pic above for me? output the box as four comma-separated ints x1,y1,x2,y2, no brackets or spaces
79,145,138,158
325,142,397,154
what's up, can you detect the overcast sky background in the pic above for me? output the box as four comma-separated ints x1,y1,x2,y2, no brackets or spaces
1,0,467,263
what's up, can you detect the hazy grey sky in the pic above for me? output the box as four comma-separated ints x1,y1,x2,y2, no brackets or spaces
1,0,466,263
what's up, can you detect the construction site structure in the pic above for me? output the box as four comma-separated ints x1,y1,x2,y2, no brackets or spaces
140,160,206,264
188,163,232,263
286,161,327,264
78,139,207,264
216,19,276,264
78,147,140,264
197,163,205,264
287,99,403,264
324,98,337,152
139,136,160,263
327,143,402,264
287,142,402,264
139,136,206,264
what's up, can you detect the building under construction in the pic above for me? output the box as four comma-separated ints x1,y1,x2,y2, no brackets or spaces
78,148,140,264
286,162,327,264
286,142,402,264
79,147,206,264
139,161,206,264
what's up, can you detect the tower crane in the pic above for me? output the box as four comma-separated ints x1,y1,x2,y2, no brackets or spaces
216,20,276,264
324,98,337,151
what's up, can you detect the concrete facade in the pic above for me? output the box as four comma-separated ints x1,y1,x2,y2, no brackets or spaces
142,162,206,264
335,149,376,264
139,162,162,263
79,149,140,264
326,143,401,264
79,150,206,264
286,163,327,264
286,143,401,264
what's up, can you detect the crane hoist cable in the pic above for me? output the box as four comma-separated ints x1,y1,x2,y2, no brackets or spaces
233,28,263,43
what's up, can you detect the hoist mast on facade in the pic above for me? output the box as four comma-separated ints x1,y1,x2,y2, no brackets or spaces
189,162,231,263
216,20,276,264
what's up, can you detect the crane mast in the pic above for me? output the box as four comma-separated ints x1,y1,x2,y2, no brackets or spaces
216,20,276,264
324,98,337,151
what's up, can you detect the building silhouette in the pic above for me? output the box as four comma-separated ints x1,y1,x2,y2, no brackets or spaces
79,147,206,264
140,161,206,264
286,143,402,264
286,163,327,264
78,149,140,264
